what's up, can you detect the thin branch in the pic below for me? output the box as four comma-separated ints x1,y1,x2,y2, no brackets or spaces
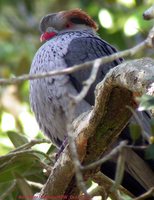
82,141,127,170
63,43,109,198
126,106,150,140
74,59,102,103
65,52,103,198
0,149,52,166
27,181,43,189
0,28,153,85
93,172,134,198
65,59,102,198
0,181,17,200
88,185,107,200
143,4,154,20
66,116,90,197
133,187,154,200
112,149,126,193
12,139,51,152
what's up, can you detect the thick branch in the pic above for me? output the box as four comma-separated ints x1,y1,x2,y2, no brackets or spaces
38,58,154,199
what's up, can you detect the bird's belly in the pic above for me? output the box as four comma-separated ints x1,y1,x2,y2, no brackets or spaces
30,75,91,146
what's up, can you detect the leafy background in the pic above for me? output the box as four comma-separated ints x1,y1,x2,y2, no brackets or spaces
0,0,154,199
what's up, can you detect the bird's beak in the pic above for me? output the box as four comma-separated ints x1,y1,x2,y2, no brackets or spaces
40,32,57,42
40,34,46,42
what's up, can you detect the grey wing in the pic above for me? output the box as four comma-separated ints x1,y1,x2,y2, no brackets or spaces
64,36,123,105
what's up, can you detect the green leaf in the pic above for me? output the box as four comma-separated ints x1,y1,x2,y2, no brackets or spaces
0,153,45,183
120,193,132,200
7,131,28,147
46,144,56,155
129,123,141,142
145,144,154,160
138,95,154,111
0,181,17,200
112,152,125,192
15,173,33,199
150,118,154,136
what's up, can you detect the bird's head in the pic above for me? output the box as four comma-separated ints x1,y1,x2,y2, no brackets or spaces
39,9,98,42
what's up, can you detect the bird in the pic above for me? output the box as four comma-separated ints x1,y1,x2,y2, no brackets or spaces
29,9,154,198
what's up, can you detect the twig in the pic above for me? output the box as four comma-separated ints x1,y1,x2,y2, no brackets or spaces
93,172,134,198
12,138,51,152
88,185,107,199
111,149,125,193
0,181,17,200
133,187,154,200
66,56,102,198
74,59,102,103
66,60,102,198
0,27,153,86
126,106,150,140
143,4,154,20
0,149,52,165
27,181,43,189
66,116,90,198
82,141,127,170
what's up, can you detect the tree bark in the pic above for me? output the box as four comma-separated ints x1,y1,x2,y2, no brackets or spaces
38,57,154,199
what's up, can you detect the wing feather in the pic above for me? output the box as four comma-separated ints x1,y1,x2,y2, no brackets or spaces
64,36,123,105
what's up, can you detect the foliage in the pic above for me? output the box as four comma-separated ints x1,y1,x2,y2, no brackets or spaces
0,0,154,198
138,94,154,111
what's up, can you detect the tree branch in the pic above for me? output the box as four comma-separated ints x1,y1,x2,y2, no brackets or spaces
37,58,154,199
143,4,154,20
0,24,154,86
92,172,134,198
133,187,154,200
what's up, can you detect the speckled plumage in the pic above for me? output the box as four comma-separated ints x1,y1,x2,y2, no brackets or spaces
29,10,154,198
30,30,122,146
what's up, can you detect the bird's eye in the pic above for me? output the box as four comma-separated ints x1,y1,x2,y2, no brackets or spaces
66,23,71,28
